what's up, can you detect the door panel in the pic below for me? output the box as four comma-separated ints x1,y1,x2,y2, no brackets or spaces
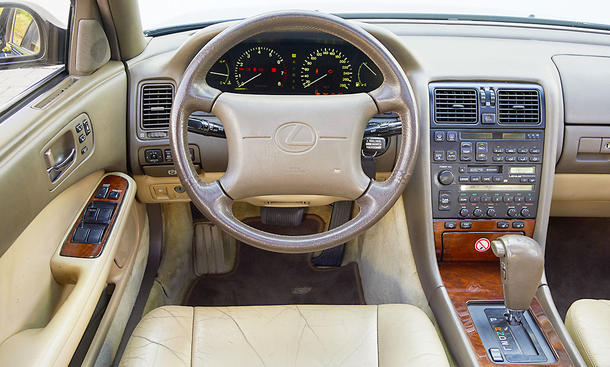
0,61,127,257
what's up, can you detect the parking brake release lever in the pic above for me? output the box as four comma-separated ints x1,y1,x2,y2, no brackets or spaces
491,235,544,325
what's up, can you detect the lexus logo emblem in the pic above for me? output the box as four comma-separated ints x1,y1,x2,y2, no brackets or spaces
274,122,317,153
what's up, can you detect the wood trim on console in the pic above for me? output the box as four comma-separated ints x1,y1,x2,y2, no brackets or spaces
60,175,129,258
439,261,574,366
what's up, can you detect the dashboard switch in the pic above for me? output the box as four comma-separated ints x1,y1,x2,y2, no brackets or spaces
438,170,454,185
95,186,109,199
72,225,90,243
144,149,163,163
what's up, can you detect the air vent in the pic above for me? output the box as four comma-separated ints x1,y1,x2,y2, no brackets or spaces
434,88,478,123
140,83,174,129
497,89,540,124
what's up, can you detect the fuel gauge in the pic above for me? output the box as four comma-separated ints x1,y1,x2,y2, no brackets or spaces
356,61,382,90
206,59,231,88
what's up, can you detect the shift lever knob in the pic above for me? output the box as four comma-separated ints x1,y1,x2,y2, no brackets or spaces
491,235,544,324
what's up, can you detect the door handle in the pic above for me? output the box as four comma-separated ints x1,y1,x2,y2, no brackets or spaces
45,147,75,182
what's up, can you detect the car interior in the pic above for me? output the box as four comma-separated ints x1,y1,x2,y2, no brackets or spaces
0,0,609,366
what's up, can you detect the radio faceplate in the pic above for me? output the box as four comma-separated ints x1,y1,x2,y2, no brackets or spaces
431,129,543,219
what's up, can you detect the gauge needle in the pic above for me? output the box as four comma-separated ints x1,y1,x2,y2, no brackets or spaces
304,73,328,88
362,62,377,75
209,71,228,77
238,73,262,87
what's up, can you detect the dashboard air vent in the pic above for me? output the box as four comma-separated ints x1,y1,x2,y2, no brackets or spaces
140,83,174,129
497,89,540,124
434,88,478,123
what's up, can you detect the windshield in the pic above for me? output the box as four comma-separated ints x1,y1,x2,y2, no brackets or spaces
138,0,610,33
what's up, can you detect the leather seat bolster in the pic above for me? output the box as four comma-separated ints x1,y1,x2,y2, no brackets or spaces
565,299,610,367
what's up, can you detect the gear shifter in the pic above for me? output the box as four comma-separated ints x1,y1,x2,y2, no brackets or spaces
491,235,544,325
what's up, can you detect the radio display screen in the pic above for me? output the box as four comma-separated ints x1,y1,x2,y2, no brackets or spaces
503,132,527,139
460,184,534,192
461,132,493,139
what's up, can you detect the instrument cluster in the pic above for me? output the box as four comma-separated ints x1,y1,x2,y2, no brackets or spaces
205,32,383,95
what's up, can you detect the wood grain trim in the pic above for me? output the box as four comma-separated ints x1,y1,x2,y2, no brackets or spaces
434,220,535,261
60,175,129,258
439,262,574,366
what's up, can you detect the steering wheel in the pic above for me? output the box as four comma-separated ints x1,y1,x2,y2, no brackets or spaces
170,11,419,253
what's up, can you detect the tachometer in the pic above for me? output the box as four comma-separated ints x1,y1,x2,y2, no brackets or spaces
234,46,287,91
300,48,352,94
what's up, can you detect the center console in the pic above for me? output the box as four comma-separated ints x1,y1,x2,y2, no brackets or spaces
429,83,574,366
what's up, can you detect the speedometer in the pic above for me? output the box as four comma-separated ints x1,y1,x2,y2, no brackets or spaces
300,48,352,94
234,46,287,92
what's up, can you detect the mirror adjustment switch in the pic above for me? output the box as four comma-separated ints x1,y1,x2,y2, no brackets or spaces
95,186,109,199
72,225,90,243
108,190,120,200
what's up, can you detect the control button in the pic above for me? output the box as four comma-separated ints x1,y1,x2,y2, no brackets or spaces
446,150,457,161
492,196,502,202
482,176,492,183
482,113,496,124
433,150,445,161
493,175,502,182
460,142,473,154
520,177,529,183
529,178,536,183
493,147,504,153
505,156,516,162
444,222,457,229
460,221,472,229
518,148,529,154
492,155,503,162
446,131,457,141
497,222,510,229
503,196,513,203
81,146,88,155
507,208,518,217
476,153,488,161
438,170,454,185
459,176,469,183
476,142,488,153
78,134,86,144
434,131,445,142
458,195,468,203
84,207,98,222
97,207,114,223
505,148,516,154
525,195,536,203
530,156,540,162
513,221,525,229
460,155,472,162
489,348,504,363
95,186,109,199
470,176,481,182
530,148,541,154
473,208,484,217
83,120,91,135
469,195,480,203
481,195,490,203
164,149,173,163
517,156,528,162
459,208,470,217
439,192,451,211
144,149,163,163
75,124,83,133
514,196,524,203
458,167,466,173
72,225,90,243
86,224,106,244
486,208,496,217
108,190,120,200
520,207,531,217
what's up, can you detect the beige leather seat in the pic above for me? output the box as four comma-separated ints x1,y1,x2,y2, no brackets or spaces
565,299,610,367
119,304,450,367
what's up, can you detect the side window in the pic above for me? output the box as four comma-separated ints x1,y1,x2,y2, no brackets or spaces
0,3,70,112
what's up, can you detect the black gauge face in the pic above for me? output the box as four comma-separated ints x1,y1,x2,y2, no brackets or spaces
356,61,382,90
300,48,352,94
207,59,231,87
234,46,287,92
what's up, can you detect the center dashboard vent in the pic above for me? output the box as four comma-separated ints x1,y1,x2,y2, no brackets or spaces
497,89,540,124
140,83,174,130
434,88,478,123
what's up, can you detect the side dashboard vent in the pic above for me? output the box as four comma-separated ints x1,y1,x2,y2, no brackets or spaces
434,88,478,123
497,89,540,124
140,83,174,130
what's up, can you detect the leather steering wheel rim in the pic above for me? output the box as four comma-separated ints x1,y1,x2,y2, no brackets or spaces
169,10,419,253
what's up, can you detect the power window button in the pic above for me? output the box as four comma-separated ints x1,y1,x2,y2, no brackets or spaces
72,225,90,243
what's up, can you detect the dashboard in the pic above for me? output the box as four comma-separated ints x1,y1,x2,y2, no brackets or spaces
205,33,383,95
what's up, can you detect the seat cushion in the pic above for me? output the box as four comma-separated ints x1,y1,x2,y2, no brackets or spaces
565,299,610,367
119,304,449,367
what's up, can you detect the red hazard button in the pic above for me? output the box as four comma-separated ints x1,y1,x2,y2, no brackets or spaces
475,238,491,252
